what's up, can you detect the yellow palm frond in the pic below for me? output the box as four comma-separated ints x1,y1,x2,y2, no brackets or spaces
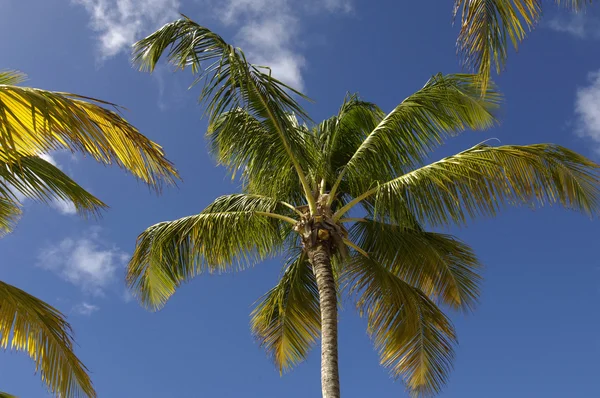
0,280,95,397
0,71,178,190
0,197,21,236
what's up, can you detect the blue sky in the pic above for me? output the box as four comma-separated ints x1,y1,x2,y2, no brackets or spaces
1,0,600,397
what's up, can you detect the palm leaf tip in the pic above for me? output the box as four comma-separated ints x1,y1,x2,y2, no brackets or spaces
0,197,21,236
0,156,108,219
0,281,96,398
0,70,27,85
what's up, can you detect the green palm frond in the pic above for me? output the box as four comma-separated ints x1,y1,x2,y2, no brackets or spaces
0,155,107,218
0,391,18,398
349,219,481,311
316,94,383,179
331,74,500,200
208,109,318,205
335,144,600,225
453,0,591,91
127,194,297,309
132,16,317,212
0,280,95,398
0,197,21,236
251,251,320,372
0,73,178,189
344,256,456,397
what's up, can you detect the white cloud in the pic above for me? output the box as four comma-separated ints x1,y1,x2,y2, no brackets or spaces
216,0,352,90
548,13,600,39
73,0,180,59
37,229,128,296
73,302,100,316
51,199,77,215
574,70,600,154
74,0,353,90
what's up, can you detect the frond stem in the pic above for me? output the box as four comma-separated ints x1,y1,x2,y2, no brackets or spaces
279,201,304,217
343,238,369,258
256,211,298,225
339,217,366,223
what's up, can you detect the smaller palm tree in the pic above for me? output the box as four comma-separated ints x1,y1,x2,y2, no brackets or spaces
453,0,591,89
0,70,179,397
125,18,600,398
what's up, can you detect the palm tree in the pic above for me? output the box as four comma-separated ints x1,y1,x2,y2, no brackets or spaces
125,17,600,398
453,0,593,89
0,70,179,397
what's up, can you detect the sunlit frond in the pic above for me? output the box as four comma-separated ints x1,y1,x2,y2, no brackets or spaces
0,75,178,189
251,250,320,372
336,144,600,226
333,74,500,199
344,256,456,397
349,219,482,311
132,16,317,211
126,194,297,310
0,197,21,236
0,155,107,218
0,391,17,398
0,280,95,398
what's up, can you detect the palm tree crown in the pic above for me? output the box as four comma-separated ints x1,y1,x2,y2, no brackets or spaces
126,17,600,397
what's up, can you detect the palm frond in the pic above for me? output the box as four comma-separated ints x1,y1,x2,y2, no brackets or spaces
454,0,541,92
208,108,318,205
0,197,21,236
132,16,318,212
316,94,383,181
332,74,500,200
336,144,600,226
251,250,320,372
0,280,95,398
454,0,592,90
0,155,107,219
344,256,456,397
349,219,482,311
0,391,18,398
126,194,297,310
0,78,178,190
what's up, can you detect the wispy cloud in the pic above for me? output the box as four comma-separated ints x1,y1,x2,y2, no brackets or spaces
74,0,353,90
574,70,600,154
548,13,600,39
73,302,100,316
37,228,128,296
73,0,180,59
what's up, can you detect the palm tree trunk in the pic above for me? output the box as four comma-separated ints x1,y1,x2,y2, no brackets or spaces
308,242,341,398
